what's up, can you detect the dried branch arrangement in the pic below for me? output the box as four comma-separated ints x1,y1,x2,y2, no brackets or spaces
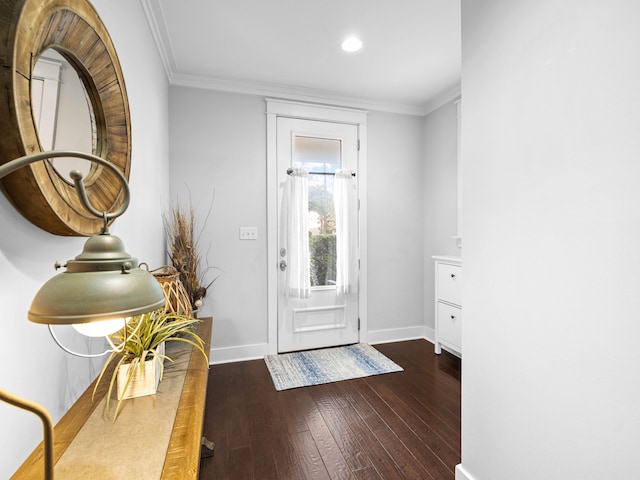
163,196,218,309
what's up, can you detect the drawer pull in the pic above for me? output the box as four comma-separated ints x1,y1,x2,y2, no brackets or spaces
450,315,456,319
450,273,456,278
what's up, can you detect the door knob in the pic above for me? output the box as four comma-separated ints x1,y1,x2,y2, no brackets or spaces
280,260,287,271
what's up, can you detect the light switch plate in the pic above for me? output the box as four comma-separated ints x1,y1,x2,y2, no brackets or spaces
239,227,258,240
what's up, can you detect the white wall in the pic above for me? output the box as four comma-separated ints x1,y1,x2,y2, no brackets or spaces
0,0,169,476
422,101,459,334
459,1,640,479
168,89,428,356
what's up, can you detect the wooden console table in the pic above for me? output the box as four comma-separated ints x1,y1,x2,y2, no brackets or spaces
13,317,212,479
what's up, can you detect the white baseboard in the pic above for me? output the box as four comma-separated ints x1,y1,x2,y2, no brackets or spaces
368,325,433,345
456,464,475,480
209,342,268,365
424,326,435,344
208,326,437,364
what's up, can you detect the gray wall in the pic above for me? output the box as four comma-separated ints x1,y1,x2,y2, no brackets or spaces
168,87,437,357
460,1,640,478
168,88,269,353
367,110,425,335
422,101,459,333
0,1,170,476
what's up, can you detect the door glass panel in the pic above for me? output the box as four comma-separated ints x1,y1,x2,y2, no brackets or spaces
293,136,341,287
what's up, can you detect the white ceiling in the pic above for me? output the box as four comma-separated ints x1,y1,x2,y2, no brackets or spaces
141,0,461,116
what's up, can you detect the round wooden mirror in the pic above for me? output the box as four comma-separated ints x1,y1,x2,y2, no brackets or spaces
0,0,131,236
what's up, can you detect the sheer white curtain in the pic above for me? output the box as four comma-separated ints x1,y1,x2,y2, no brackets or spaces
334,170,358,295
284,168,310,299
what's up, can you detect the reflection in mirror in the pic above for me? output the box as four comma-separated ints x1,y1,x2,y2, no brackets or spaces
31,49,96,183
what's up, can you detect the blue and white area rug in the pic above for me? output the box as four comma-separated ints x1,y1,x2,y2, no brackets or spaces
264,343,403,391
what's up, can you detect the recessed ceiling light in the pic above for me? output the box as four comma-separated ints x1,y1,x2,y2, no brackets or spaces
341,36,363,53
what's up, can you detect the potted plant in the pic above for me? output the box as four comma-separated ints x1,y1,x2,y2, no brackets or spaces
93,310,208,420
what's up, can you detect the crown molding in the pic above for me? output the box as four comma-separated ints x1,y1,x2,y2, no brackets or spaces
139,0,174,78
169,72,430,116
423,85,461,115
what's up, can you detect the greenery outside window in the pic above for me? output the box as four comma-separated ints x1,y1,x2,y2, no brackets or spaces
293,135,341,287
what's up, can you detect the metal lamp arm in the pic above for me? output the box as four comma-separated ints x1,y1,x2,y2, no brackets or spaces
0,388,54,480
0,150,130,227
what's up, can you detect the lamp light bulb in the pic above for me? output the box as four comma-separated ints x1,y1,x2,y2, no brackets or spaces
72,318,130,337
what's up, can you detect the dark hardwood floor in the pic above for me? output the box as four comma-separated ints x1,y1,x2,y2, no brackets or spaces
199,339,461,480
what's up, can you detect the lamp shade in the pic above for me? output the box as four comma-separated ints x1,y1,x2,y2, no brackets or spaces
28,233,165,325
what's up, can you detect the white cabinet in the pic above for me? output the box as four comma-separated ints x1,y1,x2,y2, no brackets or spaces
433,256,462,355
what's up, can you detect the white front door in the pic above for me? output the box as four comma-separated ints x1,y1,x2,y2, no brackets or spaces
276,117,359,353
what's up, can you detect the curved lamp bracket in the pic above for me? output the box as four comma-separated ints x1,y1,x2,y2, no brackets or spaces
47,317,144,358
0,150,130,231
47,325,112,358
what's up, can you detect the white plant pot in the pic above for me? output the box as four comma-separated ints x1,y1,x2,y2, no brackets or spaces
116,343,165,400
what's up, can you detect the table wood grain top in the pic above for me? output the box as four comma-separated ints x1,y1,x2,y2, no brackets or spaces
12,317,212,480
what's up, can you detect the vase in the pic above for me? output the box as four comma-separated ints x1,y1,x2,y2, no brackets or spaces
150,266,193,317
116,343,165,400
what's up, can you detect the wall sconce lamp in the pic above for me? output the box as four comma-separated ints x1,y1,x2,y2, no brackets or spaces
0,150,165,479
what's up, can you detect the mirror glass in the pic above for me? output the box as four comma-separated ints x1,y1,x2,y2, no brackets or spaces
31,48,96,183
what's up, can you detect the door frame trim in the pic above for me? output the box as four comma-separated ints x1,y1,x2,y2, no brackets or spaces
265,99,368,354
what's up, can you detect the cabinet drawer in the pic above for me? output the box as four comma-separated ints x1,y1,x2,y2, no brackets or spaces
437,302,462,349
437,264,462,306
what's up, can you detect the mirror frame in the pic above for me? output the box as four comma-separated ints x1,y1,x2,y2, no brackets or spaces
0,0,131,236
